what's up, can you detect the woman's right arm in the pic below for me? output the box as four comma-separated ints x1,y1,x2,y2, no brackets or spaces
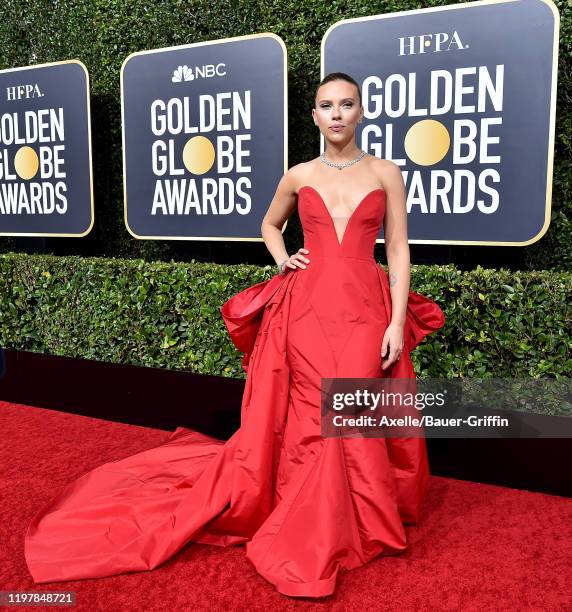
261,170,310,273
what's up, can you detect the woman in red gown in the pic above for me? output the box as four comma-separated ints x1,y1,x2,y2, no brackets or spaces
24,72,445,598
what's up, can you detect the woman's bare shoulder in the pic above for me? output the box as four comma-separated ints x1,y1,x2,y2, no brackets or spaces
369,156,403,191
283,160,320,193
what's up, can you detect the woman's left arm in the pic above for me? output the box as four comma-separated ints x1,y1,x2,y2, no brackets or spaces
380,161,411,368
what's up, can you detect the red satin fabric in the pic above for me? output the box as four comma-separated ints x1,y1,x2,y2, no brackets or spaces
24,186,445,598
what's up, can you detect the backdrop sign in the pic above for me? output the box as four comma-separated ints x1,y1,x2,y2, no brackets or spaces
0,60,93,237
121,33,287,241
323,0,559,245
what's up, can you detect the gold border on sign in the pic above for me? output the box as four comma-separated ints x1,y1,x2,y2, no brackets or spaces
120,32,289,242
0,58,95,238
321,0,560,246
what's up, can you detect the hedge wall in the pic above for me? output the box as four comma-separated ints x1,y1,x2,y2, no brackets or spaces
0,253,569,384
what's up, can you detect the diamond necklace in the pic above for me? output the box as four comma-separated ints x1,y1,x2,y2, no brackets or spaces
319,149,368,170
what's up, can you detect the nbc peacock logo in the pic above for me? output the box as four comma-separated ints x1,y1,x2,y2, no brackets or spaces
170,63,227,83
172,65,194,83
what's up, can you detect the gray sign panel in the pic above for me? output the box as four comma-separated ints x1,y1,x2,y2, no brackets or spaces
323,0,559,245
122,33,287,241
0,60,94,237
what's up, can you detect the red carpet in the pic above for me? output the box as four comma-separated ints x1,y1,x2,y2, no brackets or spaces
2,400,570,610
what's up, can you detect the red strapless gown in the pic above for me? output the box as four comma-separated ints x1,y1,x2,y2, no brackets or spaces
24,185,445,598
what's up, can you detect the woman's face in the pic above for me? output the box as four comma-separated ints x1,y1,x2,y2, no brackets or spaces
313,80,363,143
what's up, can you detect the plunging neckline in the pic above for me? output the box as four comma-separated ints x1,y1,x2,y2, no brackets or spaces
298,185,386,248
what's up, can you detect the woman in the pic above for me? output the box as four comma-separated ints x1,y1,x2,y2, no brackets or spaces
24,72,445,598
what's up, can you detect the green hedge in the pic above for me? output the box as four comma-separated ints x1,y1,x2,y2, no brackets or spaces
0,0,570,270
0,253,569,382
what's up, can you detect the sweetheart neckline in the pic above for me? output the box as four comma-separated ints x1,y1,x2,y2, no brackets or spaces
297,185,386,248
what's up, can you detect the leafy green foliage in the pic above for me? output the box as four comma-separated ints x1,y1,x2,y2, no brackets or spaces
0,254,569,388
0,0,569,269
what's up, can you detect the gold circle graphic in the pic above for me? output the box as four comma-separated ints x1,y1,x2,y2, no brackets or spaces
14,146,39,180
404,120,450,166
182,136,215,175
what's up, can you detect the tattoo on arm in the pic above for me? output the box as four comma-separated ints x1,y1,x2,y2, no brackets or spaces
389,272,398,287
